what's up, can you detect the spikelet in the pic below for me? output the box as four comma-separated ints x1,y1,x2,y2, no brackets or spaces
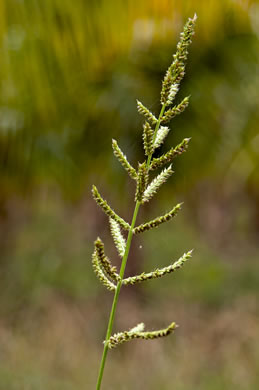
143,121,154,157
109,218,126,258
150,138,191,171
135,162,148,202
92,250,116,292
153,126,170,150
142,165,174,203
128,323,145,333
161,14,197,105
161,97,189,124
133,203,182,234
94,238,120,282
112,139,137,180
123,250,193,286
137,100,157,125
92,185,130,231
106,322,177,349
166,83,179,106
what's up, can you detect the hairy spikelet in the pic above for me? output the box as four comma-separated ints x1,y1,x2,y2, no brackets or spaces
94,238,120,282
106,322,177,349
92,185,130,231
143,121,154,156
153,126,170,150
150,138,191,171
92,250,116,292
128,323,145,333
109,218,126,258
123,250,193,286
161,14,197,105
137,100,157,125
135,162,148,202
133,203,182,234
142,165,173,203
112,139,137,180
167,83,179,106
161,96,189,124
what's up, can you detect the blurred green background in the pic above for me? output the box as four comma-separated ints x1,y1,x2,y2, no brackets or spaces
0,0,259,389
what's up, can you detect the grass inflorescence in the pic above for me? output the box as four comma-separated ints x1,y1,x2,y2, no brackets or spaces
92,14,197,390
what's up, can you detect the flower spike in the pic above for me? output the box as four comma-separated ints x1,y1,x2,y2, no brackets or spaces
153,126,170,150
143,121,154,157
112,139,137,180
106,322,177,349
92,185,130,231
137,100,158,125
161,14,197,105
122,250,193,286
94,238,120,282
133,203,183,234
92,250,116,292
135,162,148,202
150,138,191,171
142,165,174,203
161,97,190,124
109,218,126,258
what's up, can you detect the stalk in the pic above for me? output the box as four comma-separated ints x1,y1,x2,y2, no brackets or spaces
96,104,166,390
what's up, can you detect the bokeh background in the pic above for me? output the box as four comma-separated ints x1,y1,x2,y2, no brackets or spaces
0,0,259,389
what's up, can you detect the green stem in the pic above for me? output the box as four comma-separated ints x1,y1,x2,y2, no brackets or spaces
96,102,167,390
96,201,140,390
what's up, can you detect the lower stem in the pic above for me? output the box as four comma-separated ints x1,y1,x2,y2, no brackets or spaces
96,201,141,390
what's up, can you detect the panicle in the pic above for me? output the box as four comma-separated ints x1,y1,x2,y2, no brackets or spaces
91,14,197,359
